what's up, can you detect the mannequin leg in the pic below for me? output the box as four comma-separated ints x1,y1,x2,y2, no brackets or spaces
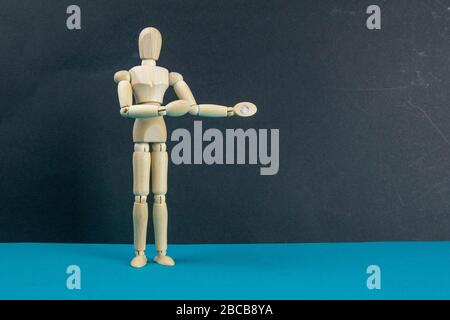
130,142,150,268
151,142,175,266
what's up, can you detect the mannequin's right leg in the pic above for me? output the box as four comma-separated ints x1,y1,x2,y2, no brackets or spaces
130,142,151,268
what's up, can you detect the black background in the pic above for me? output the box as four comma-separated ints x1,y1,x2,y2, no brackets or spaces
1,0,450,244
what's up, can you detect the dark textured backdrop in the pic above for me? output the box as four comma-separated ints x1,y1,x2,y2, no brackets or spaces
1,0,450,244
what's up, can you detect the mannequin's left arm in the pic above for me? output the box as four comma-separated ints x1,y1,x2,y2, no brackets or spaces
169,72,234,117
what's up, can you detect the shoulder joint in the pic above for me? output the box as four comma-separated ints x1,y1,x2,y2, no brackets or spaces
114,70,131,83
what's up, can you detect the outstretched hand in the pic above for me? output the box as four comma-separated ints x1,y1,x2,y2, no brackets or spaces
232,102,257,117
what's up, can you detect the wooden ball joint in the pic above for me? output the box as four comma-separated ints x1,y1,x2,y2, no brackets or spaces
114,27,257,268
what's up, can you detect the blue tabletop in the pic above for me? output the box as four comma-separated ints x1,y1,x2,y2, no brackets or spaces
0,242,448,299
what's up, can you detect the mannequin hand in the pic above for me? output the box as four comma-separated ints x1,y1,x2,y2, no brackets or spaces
231,102,257,117
120,107,129,117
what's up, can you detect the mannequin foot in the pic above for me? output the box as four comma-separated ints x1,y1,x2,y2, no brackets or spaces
130,251,148,268
153,254,175,266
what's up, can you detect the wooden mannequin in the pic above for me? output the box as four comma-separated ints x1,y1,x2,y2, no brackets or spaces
114,27,257,268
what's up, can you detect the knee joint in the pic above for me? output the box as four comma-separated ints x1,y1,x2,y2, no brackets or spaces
152,143,166,152
135,143,150,152
153,195,166,204
135,195,147,204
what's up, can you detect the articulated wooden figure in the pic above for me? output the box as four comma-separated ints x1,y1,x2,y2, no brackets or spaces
114,27,257,268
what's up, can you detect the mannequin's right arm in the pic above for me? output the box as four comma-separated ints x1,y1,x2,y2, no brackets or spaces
114,70,162,118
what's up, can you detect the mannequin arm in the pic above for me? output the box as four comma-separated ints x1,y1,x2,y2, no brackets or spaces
169,72,257,118
114,70,178,118
113,70,160,118
114,70,133,110
124,100,191,118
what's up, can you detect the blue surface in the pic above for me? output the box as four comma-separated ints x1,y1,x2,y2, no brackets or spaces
0,242,449,299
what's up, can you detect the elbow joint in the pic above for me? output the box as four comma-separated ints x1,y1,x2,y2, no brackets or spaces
169,72,184,86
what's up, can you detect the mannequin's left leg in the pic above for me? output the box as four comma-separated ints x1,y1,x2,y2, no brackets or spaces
151,142,175,266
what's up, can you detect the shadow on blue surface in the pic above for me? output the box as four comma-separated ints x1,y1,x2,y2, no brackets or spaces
0,242,449,299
